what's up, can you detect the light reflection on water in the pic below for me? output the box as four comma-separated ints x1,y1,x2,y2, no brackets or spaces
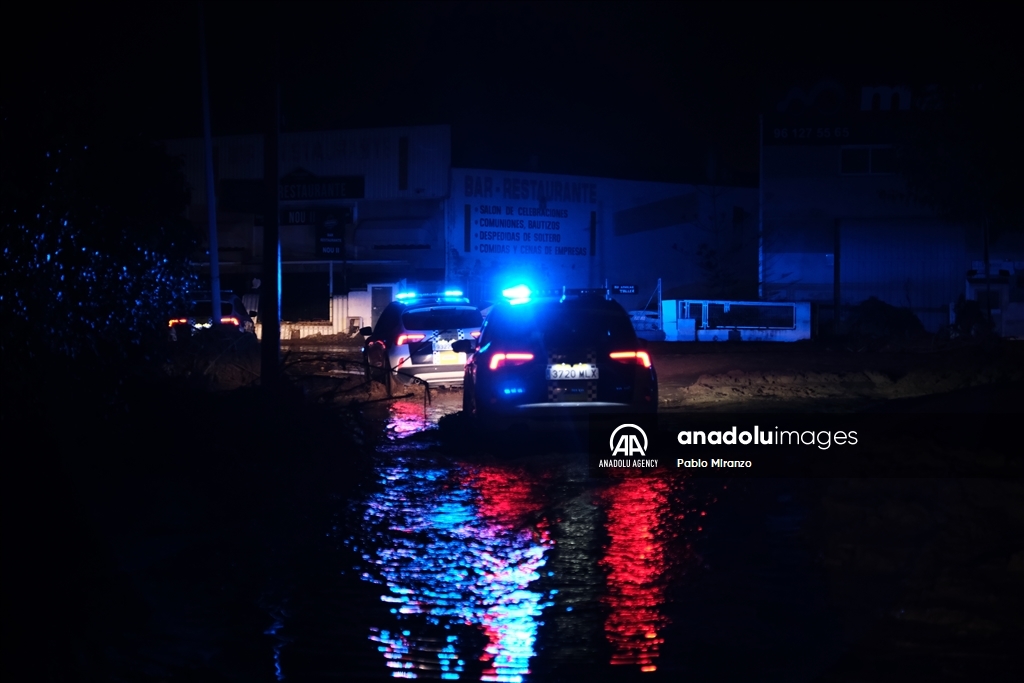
360,453,553,681
349,400,709,680
600,476,676,673
385,398,461,440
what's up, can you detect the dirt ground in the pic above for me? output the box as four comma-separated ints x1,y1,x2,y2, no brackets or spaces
274,339,1024,415
647,340,1024,413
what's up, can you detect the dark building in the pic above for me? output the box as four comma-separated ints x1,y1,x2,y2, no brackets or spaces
163,126,450,332
165,126,757,338
760,81,993,333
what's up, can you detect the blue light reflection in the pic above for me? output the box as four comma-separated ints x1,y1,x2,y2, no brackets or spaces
360,459,552,680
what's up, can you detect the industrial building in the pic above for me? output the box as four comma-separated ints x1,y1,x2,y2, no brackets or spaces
164,126,757,337
760,80,1022,334
164,102,1020,340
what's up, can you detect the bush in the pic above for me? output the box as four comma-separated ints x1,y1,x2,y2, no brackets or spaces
847,297,925,341
1,132,199,391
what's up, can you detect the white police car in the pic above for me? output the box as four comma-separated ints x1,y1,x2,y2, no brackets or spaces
453,285,658,427
361,291,483,392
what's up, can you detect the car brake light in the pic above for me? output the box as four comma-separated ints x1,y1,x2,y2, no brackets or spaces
396,333,426,346
168,318,188,327
609,351,652,368
221,317,239,326
489,352,534,370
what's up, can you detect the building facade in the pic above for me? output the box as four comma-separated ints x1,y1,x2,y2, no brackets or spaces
166,126,758,334
445,168,757,310
761,81,975,332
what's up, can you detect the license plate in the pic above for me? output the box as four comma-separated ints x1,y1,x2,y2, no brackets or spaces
433,340,453,352
547,363,599,380
436,351,465,365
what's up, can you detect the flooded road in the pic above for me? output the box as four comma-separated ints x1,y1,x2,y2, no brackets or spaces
257,395,865,683
14,348,1020,682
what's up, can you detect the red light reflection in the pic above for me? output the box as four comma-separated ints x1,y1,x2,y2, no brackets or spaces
386,399,453,438
599,476,674,673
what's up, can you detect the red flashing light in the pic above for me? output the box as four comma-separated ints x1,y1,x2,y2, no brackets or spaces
610,351,652,368
489,352,534,370
396,333,426,346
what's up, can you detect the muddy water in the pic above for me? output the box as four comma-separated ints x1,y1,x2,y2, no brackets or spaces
258,397,869,682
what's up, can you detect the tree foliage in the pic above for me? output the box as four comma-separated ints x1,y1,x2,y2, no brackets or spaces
1,132,199,367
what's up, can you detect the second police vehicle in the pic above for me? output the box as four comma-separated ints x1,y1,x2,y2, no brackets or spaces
361,290,483,392
453,285,658,428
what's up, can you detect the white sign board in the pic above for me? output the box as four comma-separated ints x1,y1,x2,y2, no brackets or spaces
448,169,597,295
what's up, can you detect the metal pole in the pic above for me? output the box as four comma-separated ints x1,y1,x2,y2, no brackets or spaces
983,216,992,331
199,3,222,326
657,277,662,322
833,218,842,335
758,113,764,299
261,26,281,391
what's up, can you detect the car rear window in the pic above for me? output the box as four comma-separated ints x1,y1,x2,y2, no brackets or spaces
401,307,482,331
486,300,637,346
194,302,233,317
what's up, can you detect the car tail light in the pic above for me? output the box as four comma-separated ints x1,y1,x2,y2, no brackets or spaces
489,352,534,370
610,351,652,368
221,317,240,326
396,333,426,346
471,331,481,338
168,318,188,327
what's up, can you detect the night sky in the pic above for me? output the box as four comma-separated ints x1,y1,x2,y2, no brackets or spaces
4,1,1019,185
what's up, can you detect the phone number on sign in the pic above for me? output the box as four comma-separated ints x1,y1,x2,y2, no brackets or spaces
773,127,851,140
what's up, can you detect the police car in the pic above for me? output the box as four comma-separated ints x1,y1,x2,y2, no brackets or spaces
453,285,658,427
361,291,483,392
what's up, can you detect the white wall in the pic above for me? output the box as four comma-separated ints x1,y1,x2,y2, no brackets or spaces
347,290,371,329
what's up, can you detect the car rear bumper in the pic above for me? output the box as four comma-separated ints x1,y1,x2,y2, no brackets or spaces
392,364,466,387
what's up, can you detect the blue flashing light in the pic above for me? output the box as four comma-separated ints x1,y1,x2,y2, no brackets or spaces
502,387,525,396
502,284,532,305
396,291,417,300
502,285,531,300
443,289,463,297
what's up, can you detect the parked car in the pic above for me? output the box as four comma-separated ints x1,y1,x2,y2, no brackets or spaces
361,291,483,392
454,285,657,429
168,293,256,340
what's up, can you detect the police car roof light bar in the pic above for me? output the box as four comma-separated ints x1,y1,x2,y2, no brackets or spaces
398,291,470,304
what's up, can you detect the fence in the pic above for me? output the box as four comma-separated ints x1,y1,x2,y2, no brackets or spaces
661,300,811,342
